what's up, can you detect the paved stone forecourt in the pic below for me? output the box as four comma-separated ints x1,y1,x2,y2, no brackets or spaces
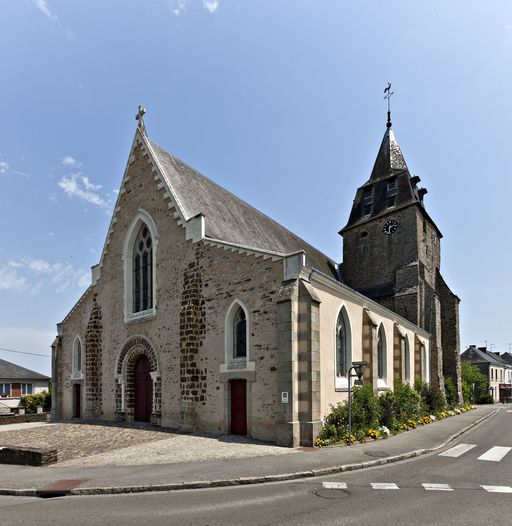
0,421,295,467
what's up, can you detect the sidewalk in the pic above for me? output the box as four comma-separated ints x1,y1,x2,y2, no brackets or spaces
0,405,499,497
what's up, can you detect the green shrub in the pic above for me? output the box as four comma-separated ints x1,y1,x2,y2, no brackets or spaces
392,381,424,421
477,394,494,404
414,379,446,413
350,384,382,431
444,377,458,407
379,391,399,431
325,401,348,429
319,423,338,441
21,392,51,413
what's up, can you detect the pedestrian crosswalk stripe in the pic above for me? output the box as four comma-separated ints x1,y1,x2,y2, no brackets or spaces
478,446,512,462
481,485,512,493
439,443,477,458
371,483,399,490
322,482,347,490
422,483,453,491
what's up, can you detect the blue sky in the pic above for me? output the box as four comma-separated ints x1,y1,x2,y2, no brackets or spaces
1,1,511,376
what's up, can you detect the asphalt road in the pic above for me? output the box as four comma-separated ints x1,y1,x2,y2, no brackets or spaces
3,408,512,526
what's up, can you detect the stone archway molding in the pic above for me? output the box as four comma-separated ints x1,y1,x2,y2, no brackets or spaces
115,335,161,424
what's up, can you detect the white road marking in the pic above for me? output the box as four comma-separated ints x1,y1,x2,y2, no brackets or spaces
478,446,512,462
481,485,512,493
371,483,399,490
507,410,512,413
439,443,477,458
422,483,453,491
322,482,347,490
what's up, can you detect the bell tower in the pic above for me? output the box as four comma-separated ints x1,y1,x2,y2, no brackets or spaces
339,97,462,401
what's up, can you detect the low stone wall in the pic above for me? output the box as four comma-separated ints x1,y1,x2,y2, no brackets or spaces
0,446,58,466
0,413,49,425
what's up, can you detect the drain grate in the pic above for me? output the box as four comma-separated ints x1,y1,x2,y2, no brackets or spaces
364,450,390,458
314,489,351,499
36,479,88,499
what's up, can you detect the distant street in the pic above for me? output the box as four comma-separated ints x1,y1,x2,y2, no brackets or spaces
3,408,512,526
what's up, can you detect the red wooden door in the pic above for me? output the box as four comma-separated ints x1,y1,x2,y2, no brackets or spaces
134,355,152,423
230,379,247,435
73,384,81,418
11,383,21,398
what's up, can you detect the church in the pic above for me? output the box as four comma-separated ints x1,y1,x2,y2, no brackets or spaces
51,107,461,447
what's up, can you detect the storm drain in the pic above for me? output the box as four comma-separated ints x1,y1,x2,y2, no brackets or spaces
364,450,390,458
36,479,88,498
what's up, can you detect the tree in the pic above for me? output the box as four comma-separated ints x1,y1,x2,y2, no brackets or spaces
461,363,488,403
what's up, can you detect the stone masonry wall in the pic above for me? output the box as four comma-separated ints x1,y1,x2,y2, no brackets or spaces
55,288,93,420
179,257,207,428
58,141,284,442
84,292,103,419
437,271,463,403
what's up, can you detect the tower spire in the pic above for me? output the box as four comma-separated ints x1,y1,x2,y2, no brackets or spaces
384,83,394,129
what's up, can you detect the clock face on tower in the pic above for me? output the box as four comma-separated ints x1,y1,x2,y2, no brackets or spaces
383,219,398,235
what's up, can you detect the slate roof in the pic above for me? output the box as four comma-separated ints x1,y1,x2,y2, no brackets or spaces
0,358,50,380
341,125,441,237
500,352,512,365
461,346,510,367
368,127,409,182
149,140,338,279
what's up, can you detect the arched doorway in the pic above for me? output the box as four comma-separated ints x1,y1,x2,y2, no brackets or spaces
230,379,247,435
134,355,152,423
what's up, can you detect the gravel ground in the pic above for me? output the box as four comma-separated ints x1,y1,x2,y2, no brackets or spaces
53,432,296,468
0,422,296,467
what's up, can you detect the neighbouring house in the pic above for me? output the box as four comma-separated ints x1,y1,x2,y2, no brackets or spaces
0,358,50,413
51,109,461,447
461,346,512,402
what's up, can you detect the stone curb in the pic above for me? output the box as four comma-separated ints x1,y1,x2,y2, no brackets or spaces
0,408,499,498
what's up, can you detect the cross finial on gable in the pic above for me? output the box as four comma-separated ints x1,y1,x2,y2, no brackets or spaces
136,105,147,133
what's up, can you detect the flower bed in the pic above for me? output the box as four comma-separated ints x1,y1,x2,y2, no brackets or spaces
314,381,477,447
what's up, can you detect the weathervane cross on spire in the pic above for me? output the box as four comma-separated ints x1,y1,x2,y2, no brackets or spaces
383,83,394,128
136,105,147,134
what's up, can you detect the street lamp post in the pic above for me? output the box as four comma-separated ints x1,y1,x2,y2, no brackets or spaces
347,361,368,446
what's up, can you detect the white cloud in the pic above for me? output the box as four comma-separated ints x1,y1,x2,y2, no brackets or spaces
82,176,102,191
58,173,109,208
61,155,80,167
168,0,189,16
203,0,219,13
1,257,90,295
33,0,55,18
0,267,27,292
0,161,9,174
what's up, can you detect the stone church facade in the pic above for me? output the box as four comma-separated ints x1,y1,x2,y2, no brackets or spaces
52,113,459,447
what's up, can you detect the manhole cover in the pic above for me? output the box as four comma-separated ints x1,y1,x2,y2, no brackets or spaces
314,489,351,499
364,450,390,458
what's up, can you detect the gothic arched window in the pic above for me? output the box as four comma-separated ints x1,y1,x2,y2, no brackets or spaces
336,307,351,378
72,336,82,377
421,343,427,380
133,224,153,313
404,336,411,383
377,325,386,380
233,308,247,358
